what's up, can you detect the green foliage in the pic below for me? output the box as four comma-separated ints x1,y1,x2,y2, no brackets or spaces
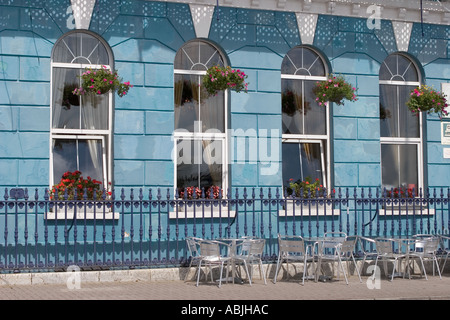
73,65,133,98
406,85,448,119
203,65,249,96
312,74,357,106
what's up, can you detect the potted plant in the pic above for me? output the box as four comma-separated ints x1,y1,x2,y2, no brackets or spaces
203,65,249,96
406,85,449,119
286,177,325,198
72,65,133,97
50,170,109,201
312,74,357,106
178,185,223,200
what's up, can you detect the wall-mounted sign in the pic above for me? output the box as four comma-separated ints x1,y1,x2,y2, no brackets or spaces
442,122,450,145
444,148,450,159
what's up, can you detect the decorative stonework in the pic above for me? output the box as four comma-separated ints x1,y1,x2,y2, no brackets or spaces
70,0,96,30
392,21,413,52
189,4,215,38
165,0,450,25
296,13,318,45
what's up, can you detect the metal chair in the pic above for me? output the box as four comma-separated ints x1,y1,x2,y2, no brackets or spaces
374,238,408,281
196,240,231,287
273,234,313,285
233,238,267,285
315,234,354,284
184,237,203,281
438,235,450,274
408,236,442,280
357,236,378,275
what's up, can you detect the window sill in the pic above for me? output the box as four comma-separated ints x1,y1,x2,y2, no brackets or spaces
379,207,435,216
45,205,119,220
279,201,340,216
169,202,236,219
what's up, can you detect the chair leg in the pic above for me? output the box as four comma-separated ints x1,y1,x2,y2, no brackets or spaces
273,255,282,284
352,255,362,283
244,261,252,286
419,257,428,280
259,260,267,285
434,258,442,279
196,261,202,287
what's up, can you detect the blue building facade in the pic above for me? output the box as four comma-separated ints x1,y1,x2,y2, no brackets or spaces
1,0,449,196
1,0,450,270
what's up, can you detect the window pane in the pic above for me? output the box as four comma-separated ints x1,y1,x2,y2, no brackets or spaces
281,47,325,76
304,80,326,135
174,41,224,71
174,74,199,132
381,144,418,190
379,54,419,82
52,68,109,130
282,79,303,134
380,85,419,138
282,142,323,188
53,32,109,64
398,85,419,138
52,68,81,129
177,139,223,191
200,85,225,132
52,139,103,185
282,79,326,135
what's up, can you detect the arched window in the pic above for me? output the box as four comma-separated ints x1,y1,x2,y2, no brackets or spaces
379,53,422,192
173,40,227,194
50,31,113,187
281,46,330,190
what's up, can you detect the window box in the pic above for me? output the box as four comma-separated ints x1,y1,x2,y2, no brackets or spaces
169,201,236,219
45,202,119,220
279,199,340,216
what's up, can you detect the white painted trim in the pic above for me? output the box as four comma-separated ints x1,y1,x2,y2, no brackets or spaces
279,200,340,216
159,0,450,25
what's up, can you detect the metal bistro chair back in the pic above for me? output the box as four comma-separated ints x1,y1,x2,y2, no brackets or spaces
374,238,407,281
184,237,203,281
274,235,312,285
234,239,267,286
339,237,362,282
316,233,350,284
410,236,442,280
196,240,231,288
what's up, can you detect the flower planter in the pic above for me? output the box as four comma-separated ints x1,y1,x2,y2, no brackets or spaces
312,74,357,106
406,85,448,118
203,65,249,96
72,65,133,97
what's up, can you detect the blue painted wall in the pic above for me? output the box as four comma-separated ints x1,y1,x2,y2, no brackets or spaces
0,0,450,196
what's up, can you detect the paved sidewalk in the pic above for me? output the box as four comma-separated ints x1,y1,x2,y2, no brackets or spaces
0,272,449,301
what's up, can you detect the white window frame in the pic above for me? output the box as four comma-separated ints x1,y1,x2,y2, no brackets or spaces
379,53,423,192
50,32,113,191
281,47,331,191
173,41,229,200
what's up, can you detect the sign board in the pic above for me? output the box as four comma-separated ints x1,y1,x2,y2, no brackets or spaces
442,122,450,145
444,148,450,159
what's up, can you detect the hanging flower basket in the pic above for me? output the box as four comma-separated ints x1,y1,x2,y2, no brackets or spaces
312,74,357,106
72,65,133,97
406,85,449,118
203,65,249,96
